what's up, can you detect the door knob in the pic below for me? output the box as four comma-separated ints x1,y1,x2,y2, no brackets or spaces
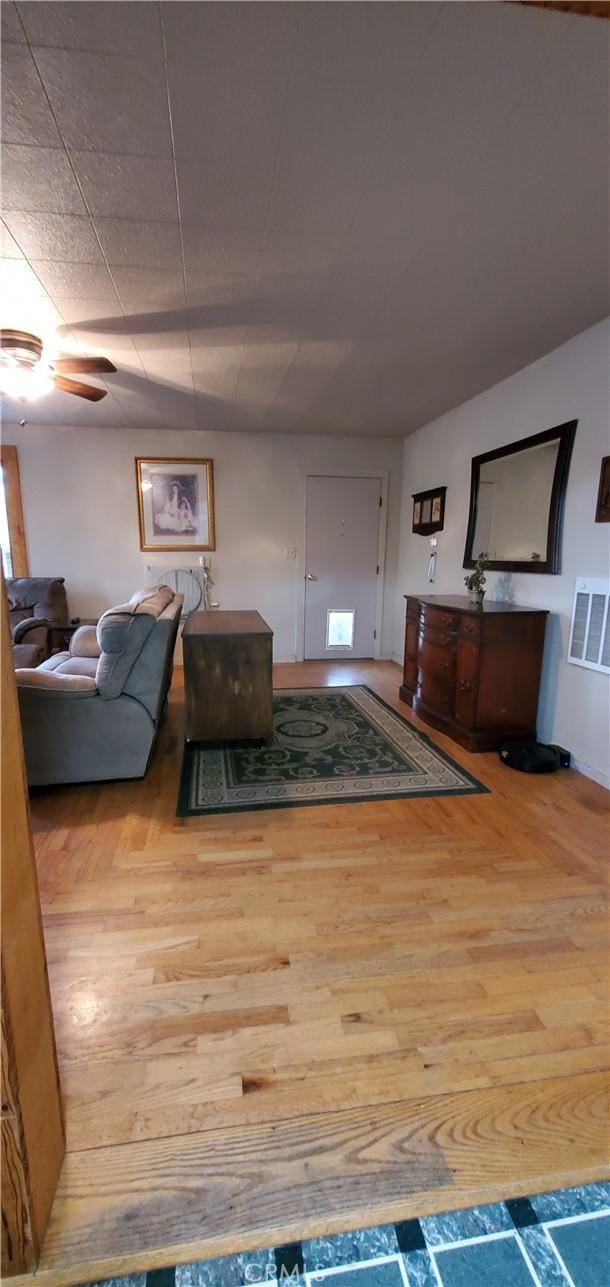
305,573,318,581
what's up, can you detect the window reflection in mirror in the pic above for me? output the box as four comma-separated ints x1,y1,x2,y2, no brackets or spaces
473,441,558,564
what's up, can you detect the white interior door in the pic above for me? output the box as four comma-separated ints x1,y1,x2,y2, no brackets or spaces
304,475,382,660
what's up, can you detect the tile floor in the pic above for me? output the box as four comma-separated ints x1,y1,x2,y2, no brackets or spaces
87,1183,610,1287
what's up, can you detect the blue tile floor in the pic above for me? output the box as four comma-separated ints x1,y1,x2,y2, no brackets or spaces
85,1183,610,1287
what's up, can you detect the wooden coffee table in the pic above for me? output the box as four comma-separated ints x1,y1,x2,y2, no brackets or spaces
182,610,273,743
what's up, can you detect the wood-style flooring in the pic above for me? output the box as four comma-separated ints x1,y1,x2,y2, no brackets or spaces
20,661,610,1286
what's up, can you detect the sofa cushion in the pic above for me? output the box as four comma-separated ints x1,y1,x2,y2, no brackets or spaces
53,656,98,679
70,624,101,658
12,642,44,668
38,651,70,671
38,651,97,678
95,608,156,700
15,668,97,694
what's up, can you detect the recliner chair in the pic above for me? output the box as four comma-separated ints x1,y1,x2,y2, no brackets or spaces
7,576,69,667
15,585,183,786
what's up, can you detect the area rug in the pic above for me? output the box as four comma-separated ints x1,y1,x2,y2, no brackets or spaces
82,1182,610,1286
177,685,487,817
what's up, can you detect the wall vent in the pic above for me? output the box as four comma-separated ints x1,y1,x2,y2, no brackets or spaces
567,578,610,674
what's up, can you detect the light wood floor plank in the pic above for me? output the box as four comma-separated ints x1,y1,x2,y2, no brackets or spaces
20,1072,609,1287
24,660,609,1286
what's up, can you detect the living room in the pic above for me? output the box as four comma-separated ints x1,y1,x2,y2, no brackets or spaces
1,4,609,1287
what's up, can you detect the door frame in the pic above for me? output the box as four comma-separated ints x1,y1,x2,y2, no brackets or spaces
295,469,389,663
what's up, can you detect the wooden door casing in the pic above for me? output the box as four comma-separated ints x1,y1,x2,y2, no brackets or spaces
1,577,64,1274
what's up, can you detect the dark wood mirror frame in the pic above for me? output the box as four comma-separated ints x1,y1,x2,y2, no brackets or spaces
463,419,577,574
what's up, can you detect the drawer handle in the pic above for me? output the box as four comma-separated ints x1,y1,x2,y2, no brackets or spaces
439,660,450,672
463,622,476,633
459,680,472,692
440,615,454,626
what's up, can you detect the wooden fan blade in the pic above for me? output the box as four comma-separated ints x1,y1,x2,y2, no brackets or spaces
52,356,117,375
51,374,107,401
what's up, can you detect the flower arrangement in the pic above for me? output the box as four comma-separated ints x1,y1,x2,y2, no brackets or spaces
464,552,489,602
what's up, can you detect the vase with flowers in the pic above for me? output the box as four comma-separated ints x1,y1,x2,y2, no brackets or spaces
464,552,489,606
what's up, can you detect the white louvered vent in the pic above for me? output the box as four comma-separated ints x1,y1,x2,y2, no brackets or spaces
567,578,610,674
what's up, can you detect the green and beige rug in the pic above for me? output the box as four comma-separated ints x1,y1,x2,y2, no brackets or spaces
177,685,487,817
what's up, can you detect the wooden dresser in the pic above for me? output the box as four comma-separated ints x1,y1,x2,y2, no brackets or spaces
399,594,548,752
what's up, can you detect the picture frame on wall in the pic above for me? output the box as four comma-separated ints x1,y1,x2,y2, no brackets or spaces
135,457,216,551
412,486,446,535
595,456,610,522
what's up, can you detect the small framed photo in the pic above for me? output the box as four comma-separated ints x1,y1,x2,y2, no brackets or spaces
412,486,446,535
135,457,216,551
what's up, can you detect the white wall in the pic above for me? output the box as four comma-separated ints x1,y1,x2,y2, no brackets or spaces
3,424,403,662
397,318,610,788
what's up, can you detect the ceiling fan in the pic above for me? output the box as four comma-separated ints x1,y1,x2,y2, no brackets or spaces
0,329,116,402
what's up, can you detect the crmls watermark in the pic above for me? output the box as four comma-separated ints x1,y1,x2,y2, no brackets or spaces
243,1264,277,1283
242,1260,326,1282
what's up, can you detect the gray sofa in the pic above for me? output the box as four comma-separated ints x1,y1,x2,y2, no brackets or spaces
15,585,183,786
8,576,69,667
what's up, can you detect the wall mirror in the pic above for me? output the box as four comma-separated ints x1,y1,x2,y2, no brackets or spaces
463,420,577,574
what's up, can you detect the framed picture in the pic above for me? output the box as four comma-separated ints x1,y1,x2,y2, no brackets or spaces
595,456,610,522
135,457,215,551
412,486,446,535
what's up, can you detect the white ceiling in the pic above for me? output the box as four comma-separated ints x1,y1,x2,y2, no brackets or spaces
1,1,608,435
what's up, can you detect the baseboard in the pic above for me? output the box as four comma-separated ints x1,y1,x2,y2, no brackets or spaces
571,757,610,790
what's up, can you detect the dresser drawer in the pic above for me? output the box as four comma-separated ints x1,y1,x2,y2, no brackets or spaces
459,614,482,640
419,638,456,683
420,604,459,633
419,622,457,650
417,670,454,716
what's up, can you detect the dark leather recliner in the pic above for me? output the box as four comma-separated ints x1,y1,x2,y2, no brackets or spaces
7,577,69,668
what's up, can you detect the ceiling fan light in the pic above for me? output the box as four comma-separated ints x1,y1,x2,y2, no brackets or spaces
0,361,53,401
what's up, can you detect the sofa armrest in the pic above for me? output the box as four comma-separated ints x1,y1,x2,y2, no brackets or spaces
12,617,55,645
15,669,97,696
69,624,101,659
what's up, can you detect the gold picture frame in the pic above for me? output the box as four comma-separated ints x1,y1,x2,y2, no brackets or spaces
135,457,216,552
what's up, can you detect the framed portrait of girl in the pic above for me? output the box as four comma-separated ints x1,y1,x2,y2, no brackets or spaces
135,457,215,551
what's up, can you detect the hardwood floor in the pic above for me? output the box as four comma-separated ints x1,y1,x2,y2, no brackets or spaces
20,661,609,1286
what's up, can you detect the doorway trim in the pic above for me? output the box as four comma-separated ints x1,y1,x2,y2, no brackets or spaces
295,469,389,663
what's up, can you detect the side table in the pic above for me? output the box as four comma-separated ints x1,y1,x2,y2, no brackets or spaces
182,610,273,742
